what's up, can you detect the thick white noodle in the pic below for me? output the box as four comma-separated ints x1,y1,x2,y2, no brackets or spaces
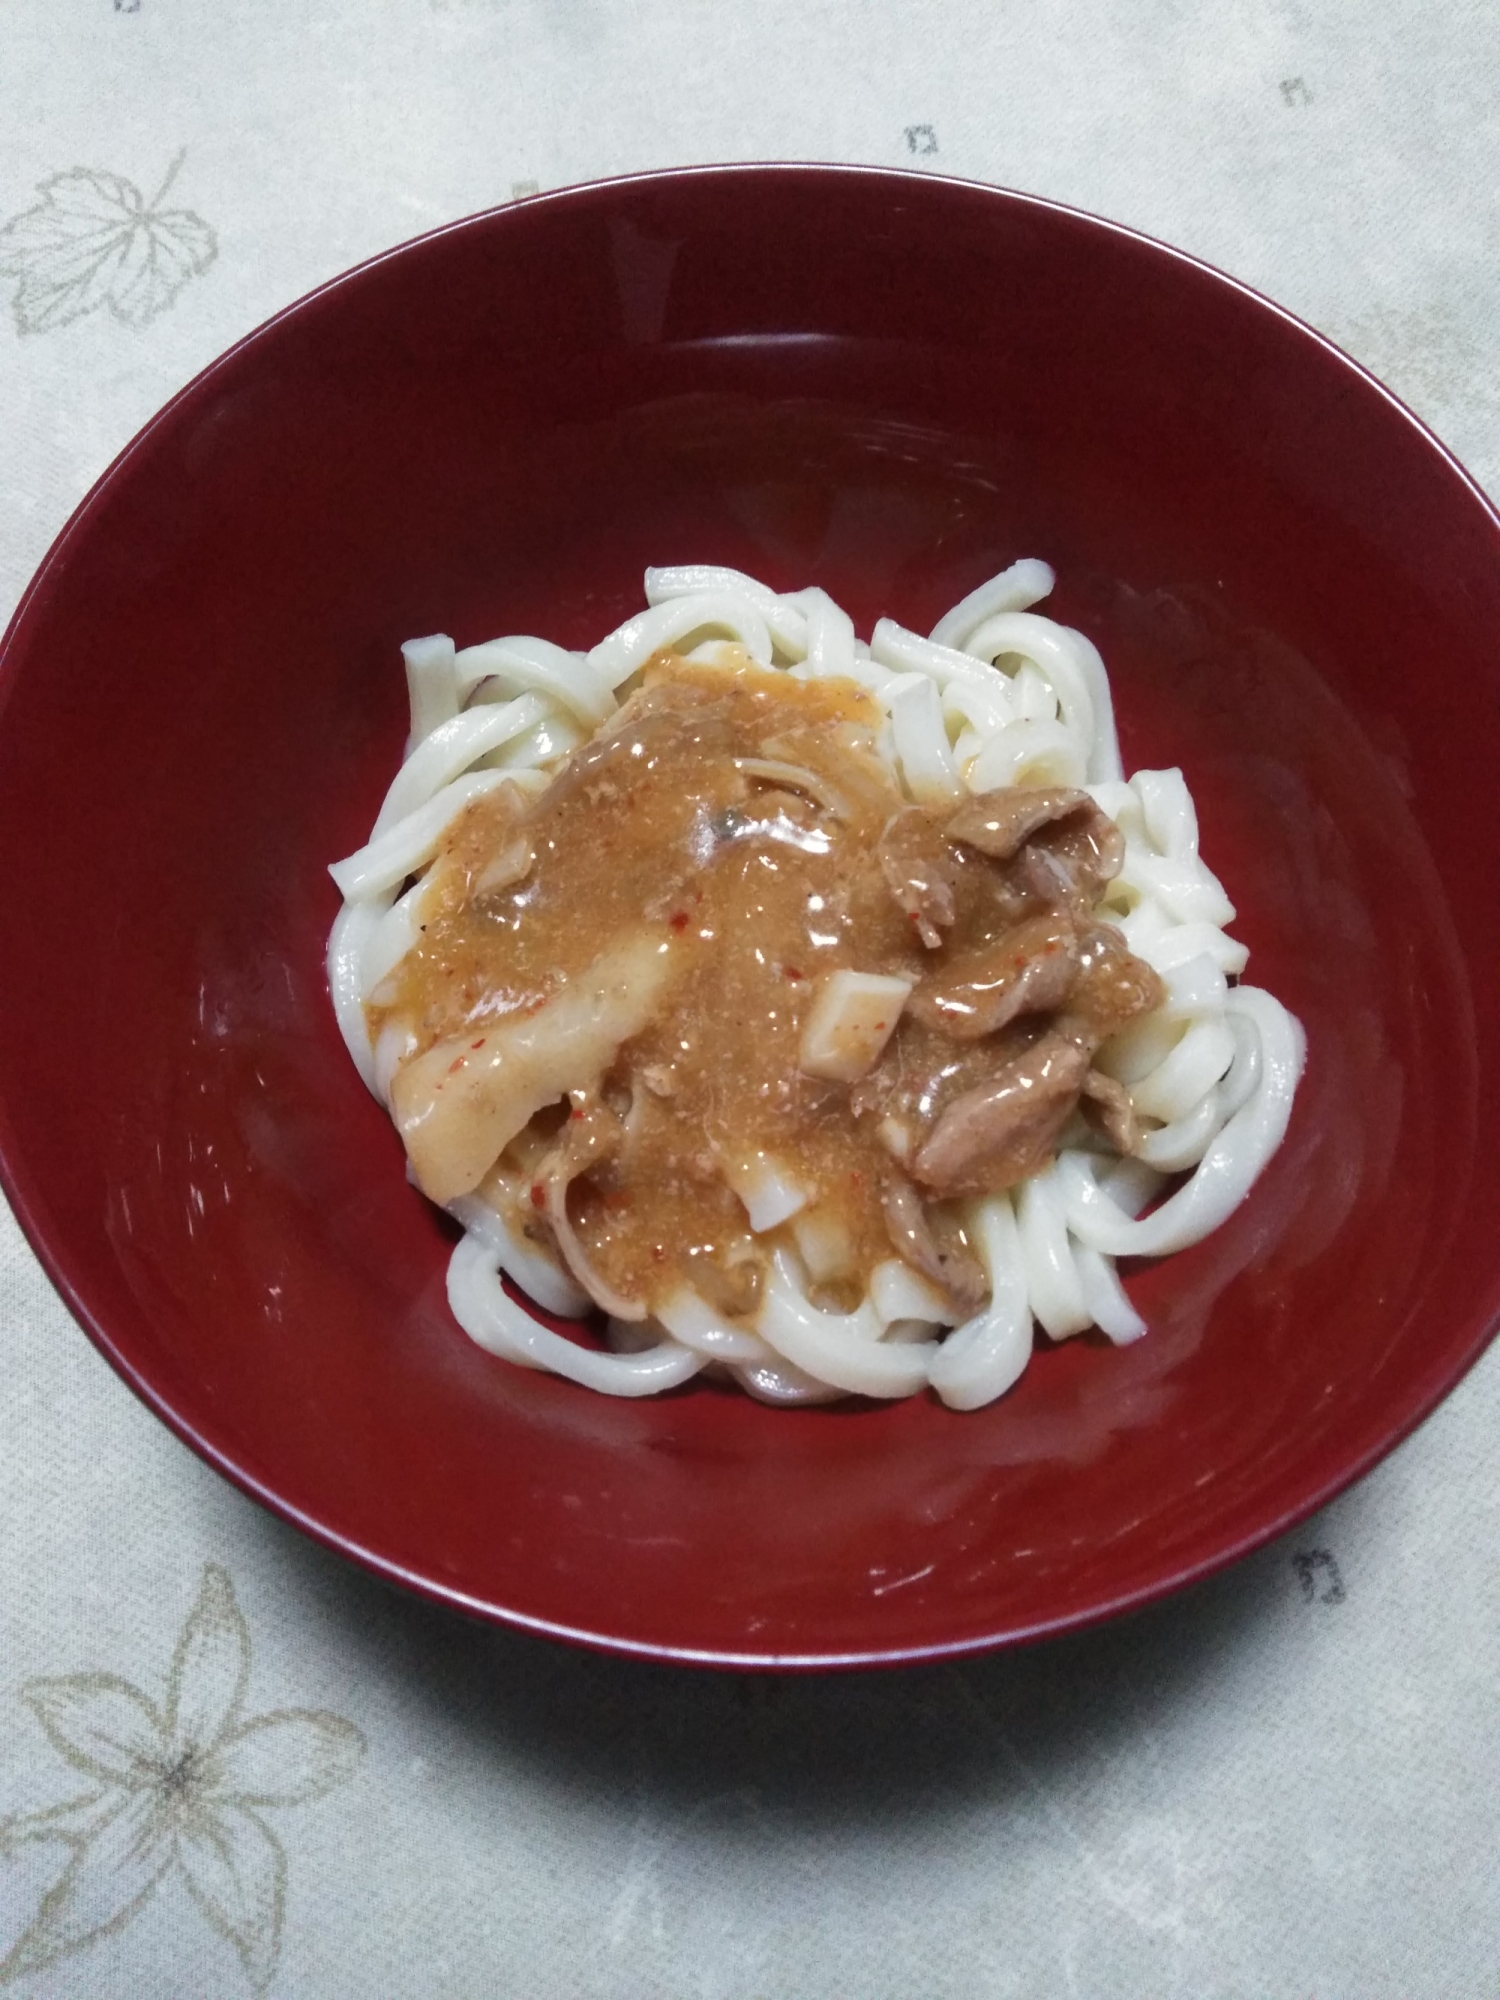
328,560,1305,1409
361,881,427,996
870,620,1023,703
402,634,460,749
960,613,1097,769
654,1289,770,1364
1055,989,1305,1259
1014,1166,1093,1341
1074,1242,1148,1344
755,1250,938,1398
1135,1091,1223,1173
645,566,812,659
927,1196,1032,1411
928,557,1056,649
785,587,858,679
969,717,1086,791
453,638,615,727
587,590,775,688
327,898,388,1091
448,1234,705,1395
884,674,965,808
329,769,513,900
446,1191,590,1318
373,698,548,834
730,1352,847,1406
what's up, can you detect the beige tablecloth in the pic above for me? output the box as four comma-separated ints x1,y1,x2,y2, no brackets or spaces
2,3,1498,1993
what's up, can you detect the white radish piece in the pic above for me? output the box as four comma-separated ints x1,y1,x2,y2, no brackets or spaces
798,971,913,1082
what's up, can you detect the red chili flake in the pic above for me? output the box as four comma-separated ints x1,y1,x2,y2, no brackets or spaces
529,1184,546,1210
570,1106,583,1120
670,911,690,932
784,966,804,981
470,1038,486,1050
445,1056,465,1079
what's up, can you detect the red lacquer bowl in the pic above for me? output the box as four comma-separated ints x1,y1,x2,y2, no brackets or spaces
2,167,1497,1667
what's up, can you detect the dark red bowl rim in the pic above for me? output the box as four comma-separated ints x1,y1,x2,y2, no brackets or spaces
2,163,1498,1670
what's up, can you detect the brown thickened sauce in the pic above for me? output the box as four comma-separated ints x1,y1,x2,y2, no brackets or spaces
371,651,1164,1323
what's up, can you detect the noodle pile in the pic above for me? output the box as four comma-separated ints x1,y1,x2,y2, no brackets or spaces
328,561,1304,1408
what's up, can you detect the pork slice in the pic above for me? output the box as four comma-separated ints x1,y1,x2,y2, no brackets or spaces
1080,1068,1141,1155
1022,804,1126,910
911,1033,1090,1196
944,787,1096,860
533,1097,644,1319
1070,924,1166,1036
948,787,1125,914
881,1177,988,1314
529,678,726,819
877,807,957,949
908,912,1079,1039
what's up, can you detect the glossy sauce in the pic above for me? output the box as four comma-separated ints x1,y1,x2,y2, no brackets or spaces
372,652,1162,1321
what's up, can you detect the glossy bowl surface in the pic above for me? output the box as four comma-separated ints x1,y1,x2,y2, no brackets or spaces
2,166,1498,1667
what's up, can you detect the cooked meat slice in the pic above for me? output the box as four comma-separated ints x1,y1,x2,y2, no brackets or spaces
881,1176,988,1314
851,1015,1044,1128
1020,805,1125,911
944,787,1096,860
1080,1068,1141,1154
947,786,1125,914
532,1097,644,1319
877,806,957,948
1070,923,1166,1036
911,1033,1090,1196
908,912,1079,1040
531,678,725,818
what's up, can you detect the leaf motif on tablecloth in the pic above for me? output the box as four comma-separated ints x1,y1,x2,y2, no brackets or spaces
0,152,216,335
0,1565,365,1992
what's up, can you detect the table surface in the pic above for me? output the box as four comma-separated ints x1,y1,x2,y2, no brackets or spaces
3,3,1498,1995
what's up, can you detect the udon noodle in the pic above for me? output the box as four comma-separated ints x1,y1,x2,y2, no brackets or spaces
328,561,1304,1409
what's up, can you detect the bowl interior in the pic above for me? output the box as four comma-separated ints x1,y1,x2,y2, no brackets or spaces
2,167,1498,1664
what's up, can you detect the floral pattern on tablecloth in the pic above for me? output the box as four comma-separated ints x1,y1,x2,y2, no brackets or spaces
0,1566,364,1992
0,154,215,335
